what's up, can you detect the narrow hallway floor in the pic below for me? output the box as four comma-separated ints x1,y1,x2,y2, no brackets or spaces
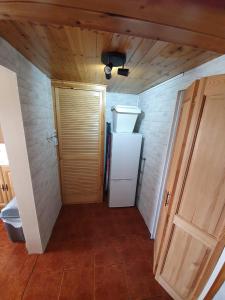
0,203,172,300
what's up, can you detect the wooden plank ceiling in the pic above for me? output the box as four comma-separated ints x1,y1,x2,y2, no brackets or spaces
0,21,219,94
1,1,225,53
0,0,223,94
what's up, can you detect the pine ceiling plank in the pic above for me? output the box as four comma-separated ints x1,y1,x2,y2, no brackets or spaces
96,30,114,83
110,34,130,53
64,26,89,82
0,20,220,94
28,0,224,40
96,30,113,56
79,29,98,83
126,39,156,70
140,45,200,81
0,20,50,75
0,2,225,53
108,38,150,93
142,51,219,92
129,41,168,80
63,26,85,81
17,22,49,61
47,25,69,79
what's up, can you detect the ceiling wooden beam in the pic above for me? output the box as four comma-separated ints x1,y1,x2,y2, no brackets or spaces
0,1,225,53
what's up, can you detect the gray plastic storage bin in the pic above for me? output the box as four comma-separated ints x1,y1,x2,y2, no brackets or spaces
0,198,25,242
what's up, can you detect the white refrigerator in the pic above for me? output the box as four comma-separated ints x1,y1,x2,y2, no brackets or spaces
108,133,142,207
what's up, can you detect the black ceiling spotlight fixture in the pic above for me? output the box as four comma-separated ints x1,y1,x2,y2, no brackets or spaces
104,63,113,80
118,67,129,77
101,52,129,80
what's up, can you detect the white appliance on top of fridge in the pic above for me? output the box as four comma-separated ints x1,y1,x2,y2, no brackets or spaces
108,132,142,207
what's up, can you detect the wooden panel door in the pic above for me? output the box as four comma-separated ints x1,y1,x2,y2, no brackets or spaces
154,81,199,272
1,166,15,201
54,82,105,204
156,75,225,300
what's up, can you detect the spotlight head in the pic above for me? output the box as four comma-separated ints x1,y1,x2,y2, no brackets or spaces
104,63,113,80
117,68,129,77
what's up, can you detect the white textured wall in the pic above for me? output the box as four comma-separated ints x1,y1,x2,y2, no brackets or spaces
214,283,225,300
138,54,225,234
0,38,61,252
106,92,139,124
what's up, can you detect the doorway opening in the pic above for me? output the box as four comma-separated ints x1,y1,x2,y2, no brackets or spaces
0,64,43,253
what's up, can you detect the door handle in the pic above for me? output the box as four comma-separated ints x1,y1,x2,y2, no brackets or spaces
5,184,8,191
1,184,5,191
165,191,171,207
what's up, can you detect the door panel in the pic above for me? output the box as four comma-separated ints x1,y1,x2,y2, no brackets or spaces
154,82,199,272
178,95,225,237
156,75,225,300
161,226,210,299
55,85,105,204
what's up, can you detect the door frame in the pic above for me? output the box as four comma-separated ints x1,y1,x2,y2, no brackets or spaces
0,65,43,253
151,90,184,238
51,80,106,204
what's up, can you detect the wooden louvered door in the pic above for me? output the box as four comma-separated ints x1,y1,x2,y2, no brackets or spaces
154,81,199,273
54,82,105,204
156,74,225,300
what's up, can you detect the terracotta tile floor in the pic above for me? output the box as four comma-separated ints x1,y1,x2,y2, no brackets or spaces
0,203,172,300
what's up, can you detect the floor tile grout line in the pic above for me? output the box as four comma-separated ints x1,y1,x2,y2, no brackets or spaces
122,260,132,300
57,270,65,300
93,253,96,300
20,255,38,300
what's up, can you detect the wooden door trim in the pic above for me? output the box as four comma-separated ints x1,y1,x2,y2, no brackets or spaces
152,90,184,242
154,81,199,273
53,87,64,201
99,89,106,200
174,215,217,249
52,80,106,92
52,80,105,204
155,78,208,297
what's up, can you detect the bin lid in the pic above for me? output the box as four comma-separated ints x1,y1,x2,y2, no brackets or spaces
111,105,141,114
0,197,20,218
